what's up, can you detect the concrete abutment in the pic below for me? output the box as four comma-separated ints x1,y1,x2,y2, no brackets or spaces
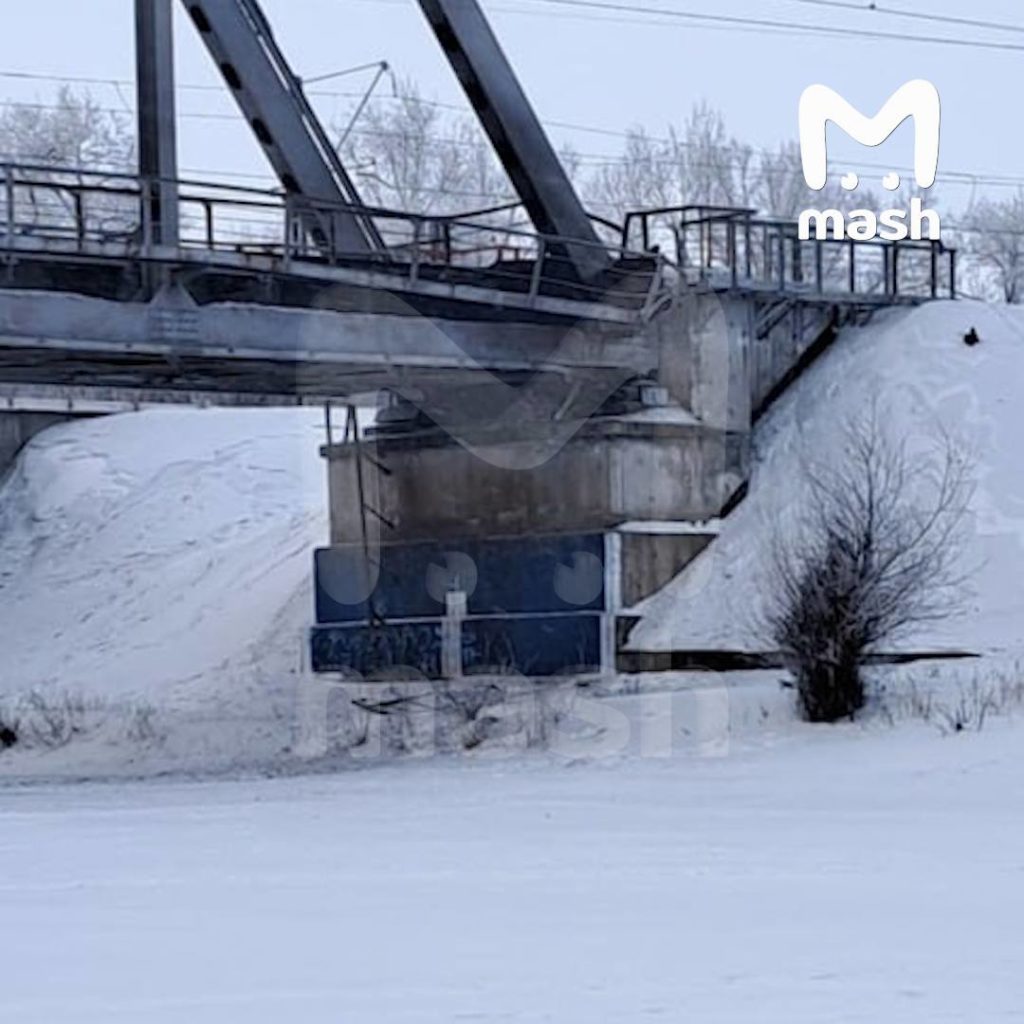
310,288,841,680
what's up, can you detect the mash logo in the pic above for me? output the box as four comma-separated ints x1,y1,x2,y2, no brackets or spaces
798,79,941,242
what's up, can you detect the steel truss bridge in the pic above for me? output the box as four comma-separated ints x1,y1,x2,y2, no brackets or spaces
0,0,956,410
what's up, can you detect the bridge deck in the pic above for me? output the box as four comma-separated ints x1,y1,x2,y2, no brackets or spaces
0,168,956,405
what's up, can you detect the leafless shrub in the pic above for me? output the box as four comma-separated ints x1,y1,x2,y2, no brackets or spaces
338,680,439,757
934,682,1000,735
0,706,20,749
436,679,504,726
877,666,1024,735
435,676,577,751
122,702,164,745
19,690,89,748
765,407,974,722
875,677,936,727
0,690,165,752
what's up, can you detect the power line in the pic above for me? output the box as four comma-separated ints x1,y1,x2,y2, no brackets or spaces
5,92,1024,195
0,68,644,144
502,0,1024,51
3,68,1016,187
0,84,751,163
359,0,1020,48
6,66,1024,198
362,0,833,38
786,0,1024,36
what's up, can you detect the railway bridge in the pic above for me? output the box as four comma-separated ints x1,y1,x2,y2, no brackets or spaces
0,0,957,678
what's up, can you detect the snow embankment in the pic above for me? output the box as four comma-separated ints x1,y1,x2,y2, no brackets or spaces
0,407,328,772
0,405,808,778
630,300,1024,656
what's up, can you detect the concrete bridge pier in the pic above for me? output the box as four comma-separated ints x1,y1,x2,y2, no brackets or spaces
309,289,758,680
307,286,846,681
310,395,741,680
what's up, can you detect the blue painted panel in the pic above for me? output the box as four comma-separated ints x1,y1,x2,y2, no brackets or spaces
314,547,428,624
468,535,606,615
310,620,443,678
314,533,607,624
462,613,603,676
310,613,604,678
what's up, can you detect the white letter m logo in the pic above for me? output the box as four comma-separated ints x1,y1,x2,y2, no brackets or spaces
799,80,940,191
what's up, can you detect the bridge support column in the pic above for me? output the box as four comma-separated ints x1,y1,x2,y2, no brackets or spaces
135,0,180,247
311,400,747,680
305,287,847,682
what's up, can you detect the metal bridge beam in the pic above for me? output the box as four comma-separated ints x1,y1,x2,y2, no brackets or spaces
0,287,652,403
181,0,383,255
135,0,180,246
417,0,609,280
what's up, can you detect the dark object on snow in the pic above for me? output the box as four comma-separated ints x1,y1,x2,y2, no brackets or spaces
0,725,17,749
964,327,981,347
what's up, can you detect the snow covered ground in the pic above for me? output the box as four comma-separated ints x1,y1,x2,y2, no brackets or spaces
631,300,1024,657
1,304,1024,1018
2,713,1023,1023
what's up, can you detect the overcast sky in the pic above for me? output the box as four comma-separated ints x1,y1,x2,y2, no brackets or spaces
0,0,1022,210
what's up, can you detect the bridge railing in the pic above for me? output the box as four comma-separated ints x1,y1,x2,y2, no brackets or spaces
622,204,957,302
0,162,669,315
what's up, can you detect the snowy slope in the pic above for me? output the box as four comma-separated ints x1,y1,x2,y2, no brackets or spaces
0,407,328,766
630,300,1024,655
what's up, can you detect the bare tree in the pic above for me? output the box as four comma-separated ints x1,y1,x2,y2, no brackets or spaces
336,79,518,253
0,85,133,170
756,139,824,220
336,79,528,260
764,407,973,722
585,105,747,224
581,100,910,291
583,103,864,224
956,191,1024,302
586,126,677,224
0,86,136,239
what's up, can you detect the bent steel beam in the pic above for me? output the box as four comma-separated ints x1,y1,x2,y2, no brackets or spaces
182,0,383,255
417,0,609,280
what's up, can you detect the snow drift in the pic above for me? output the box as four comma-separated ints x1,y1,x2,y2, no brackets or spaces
0,407,328,771
630,300,1024,656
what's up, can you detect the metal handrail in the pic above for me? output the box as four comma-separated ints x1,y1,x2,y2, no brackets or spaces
617,199,956,301
672,207,956,302
0,161,960,307
0,161,670,313
0,161,645,257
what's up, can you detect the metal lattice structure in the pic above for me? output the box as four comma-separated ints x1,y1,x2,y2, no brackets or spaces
0,0,956,409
